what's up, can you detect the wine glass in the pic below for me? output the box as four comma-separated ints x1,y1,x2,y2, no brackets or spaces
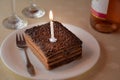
2,0,27,29
22,0,45,18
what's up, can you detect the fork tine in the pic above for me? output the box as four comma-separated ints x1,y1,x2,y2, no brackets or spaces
16,34,19,43
19,34,22,41
22,34,26,43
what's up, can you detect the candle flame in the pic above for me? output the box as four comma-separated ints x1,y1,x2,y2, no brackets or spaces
49,10,53,20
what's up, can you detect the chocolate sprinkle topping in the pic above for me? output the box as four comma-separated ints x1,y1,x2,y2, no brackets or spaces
25,21,82,57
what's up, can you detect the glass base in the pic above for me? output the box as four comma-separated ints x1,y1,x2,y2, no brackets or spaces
22,4,45,18
3,15,27,29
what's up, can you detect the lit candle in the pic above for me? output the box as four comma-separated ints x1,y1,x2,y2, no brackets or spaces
49,10,57,42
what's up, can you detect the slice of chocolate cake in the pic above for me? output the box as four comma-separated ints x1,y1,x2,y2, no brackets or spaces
24,21,82,70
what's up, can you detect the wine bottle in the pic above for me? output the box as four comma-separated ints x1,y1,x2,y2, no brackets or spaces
90,0,120,33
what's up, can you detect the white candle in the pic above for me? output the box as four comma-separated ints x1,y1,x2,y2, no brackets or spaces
49,10,57,42
50,21,54,38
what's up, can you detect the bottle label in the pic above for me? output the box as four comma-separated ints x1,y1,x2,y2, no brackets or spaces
91,0,109,19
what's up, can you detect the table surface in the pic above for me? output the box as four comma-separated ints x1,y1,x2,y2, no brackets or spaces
0,0,120,80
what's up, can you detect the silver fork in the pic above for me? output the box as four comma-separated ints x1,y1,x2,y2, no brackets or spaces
16,34,35,76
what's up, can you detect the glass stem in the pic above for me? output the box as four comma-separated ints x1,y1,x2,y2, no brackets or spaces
30,0,34,6
11,0,16,16
30,0,36,7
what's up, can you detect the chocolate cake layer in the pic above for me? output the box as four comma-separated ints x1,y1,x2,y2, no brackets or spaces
26,36,82,69
25,21,82,70
49,53,82,69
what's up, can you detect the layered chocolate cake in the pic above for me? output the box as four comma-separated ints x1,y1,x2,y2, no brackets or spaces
24,21,82,70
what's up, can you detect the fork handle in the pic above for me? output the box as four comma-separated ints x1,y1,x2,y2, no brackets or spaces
24,48,31,64
23,48,35,76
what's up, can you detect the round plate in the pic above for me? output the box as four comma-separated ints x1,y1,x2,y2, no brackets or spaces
0,23,100,80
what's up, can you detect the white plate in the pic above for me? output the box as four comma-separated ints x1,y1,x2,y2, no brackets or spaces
0,23,100,80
